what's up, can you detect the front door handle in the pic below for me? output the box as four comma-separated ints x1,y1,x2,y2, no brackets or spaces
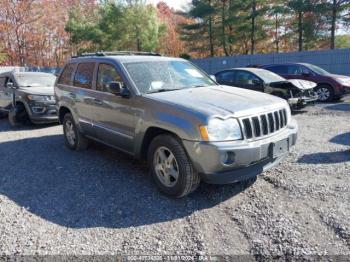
94,99,103,105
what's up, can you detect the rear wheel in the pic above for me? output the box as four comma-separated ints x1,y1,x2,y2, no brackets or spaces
315,85,334,102
63,113,88,151
148,134,200,198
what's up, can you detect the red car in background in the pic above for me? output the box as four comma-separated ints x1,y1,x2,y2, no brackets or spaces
260,63,350,102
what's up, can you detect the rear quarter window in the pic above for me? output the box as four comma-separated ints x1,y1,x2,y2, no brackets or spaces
58,64,76,85
73,63,95,89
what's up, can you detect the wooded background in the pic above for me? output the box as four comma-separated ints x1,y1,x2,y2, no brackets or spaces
0,0,349,67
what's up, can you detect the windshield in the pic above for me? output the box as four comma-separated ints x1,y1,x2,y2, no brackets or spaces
256,70,286,83
15,74,56,87
123,60,216,94
306,64,331,76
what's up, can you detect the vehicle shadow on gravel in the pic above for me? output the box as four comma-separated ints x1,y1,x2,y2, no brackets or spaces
298,150,350,164
0,135,247,229
322,102,350,112
0,119,59,131
330,132,350,146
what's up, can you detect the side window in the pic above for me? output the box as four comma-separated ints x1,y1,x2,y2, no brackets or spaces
265,65,287,75
0,77,6,88
73,63,95,89
287,65,303,75
235,71,260,87
97,64,123,93
58,63,76,85
216,71,235,84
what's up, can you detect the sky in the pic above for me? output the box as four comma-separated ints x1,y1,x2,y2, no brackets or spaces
147,0,191,10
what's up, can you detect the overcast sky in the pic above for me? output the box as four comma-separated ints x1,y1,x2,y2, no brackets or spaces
147,0,191,10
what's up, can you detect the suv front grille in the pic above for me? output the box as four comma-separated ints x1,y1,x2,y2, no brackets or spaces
240,109,288,139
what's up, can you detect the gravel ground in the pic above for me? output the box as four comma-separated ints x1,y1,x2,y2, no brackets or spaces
0,98,349,259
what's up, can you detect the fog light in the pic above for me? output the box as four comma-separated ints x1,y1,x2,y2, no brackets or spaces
221,151,235,165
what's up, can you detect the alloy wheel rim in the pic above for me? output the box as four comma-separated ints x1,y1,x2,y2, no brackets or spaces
317,87,330,101
65,120,76,146
154,146,179,188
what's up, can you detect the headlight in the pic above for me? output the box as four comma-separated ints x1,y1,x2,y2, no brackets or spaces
27,95,55,102
336,78,350,86
200,118,242,141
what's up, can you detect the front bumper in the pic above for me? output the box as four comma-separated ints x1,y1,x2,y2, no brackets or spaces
340,85,350,96
288,95,318,108
183,119,298,184
26,102,58,124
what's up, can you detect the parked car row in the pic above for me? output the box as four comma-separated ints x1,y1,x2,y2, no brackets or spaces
214,68,319,110
1,54,347,198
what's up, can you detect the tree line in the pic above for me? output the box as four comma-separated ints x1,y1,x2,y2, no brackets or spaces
0,0,349,67
181,0,350,57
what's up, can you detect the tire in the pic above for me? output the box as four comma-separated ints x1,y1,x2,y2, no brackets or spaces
62,113,88,151
148,134,200,198
315,85,334,102
8,104,30,128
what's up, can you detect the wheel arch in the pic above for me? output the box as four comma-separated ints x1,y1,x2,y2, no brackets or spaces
58,106,72,124
138,126,181,161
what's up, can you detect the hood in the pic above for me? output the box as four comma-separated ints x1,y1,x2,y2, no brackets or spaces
18,86,54,96
146,85,287,118
288,79,317,90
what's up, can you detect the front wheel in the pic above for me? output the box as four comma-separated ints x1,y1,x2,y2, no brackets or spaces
63,113,88,151
315,85,334,102
8,104,30,127
148,135,200,198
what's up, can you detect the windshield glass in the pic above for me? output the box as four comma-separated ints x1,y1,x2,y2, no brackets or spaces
123,60,216,94
256,70,286,83
306,64,331,76
15,74,56,87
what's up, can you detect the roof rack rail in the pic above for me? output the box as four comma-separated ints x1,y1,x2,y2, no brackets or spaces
72,51,162,58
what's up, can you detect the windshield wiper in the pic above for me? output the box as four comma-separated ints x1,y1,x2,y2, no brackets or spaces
146,88,181,94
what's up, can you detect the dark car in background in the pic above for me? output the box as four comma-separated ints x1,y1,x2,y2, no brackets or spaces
215,68,318,110
260,63,350,102
0,72,58,127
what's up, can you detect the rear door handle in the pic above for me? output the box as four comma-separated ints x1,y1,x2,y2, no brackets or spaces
94,99,103,105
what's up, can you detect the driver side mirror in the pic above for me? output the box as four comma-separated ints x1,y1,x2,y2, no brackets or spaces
210,75,217,82
109,81,130,98
6,82,14,89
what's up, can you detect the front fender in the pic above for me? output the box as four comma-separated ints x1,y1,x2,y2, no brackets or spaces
133,110,203,158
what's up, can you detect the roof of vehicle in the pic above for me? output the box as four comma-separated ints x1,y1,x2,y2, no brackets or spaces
261,62,312,67
70,55,185,64
216,67,270,74
0,71,55,77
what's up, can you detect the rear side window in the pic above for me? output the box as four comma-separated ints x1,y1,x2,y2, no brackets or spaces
73,63,95,89
58,63,76,85
265,65,288,75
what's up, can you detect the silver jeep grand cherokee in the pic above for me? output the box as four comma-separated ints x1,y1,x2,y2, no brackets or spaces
55,52,298,198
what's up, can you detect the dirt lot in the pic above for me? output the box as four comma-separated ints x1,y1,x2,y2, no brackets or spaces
0,98,349,259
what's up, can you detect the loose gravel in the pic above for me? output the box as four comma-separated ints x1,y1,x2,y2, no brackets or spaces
0,98,349,259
